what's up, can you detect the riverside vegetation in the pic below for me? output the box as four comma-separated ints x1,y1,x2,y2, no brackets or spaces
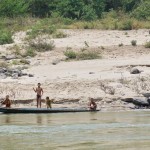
0,0,150,45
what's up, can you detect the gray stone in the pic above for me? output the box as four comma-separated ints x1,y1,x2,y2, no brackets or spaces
0,68,7,73
130,68,140,74
141,93,150,98
52,59,61,65
22,73,28,76
28,74,34,77
89,72,95,74
5,54,16,60
0,73,7,79
12,73,19,79
132,98,149,106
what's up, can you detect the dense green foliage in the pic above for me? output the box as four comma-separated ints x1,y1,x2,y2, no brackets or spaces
0,0,149,21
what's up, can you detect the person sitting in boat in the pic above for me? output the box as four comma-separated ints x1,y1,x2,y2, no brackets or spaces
46,97,53,109
1,95,11,108
88,98,97,110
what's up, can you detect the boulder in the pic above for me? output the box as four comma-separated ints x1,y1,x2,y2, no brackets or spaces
12,73,19,79
130,68,140,74
0,68,7,73
132,98,149,106
0,73,7,79
4,54,17,60
28,74,34,77
52,59,61,65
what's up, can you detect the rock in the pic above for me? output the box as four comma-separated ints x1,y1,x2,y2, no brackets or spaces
5,54,16,60
12,73,19,79
141,93,150,98
28,74,34,77
52,59,61,65
89,72,95,74
5,72,11,77
132,98,149,106
22,73,28,76
121,98,133,103
130,68,140,74
20,59,30,65
0,68,7,73
0,73,7,79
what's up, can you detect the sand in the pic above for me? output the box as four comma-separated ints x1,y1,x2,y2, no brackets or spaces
0,29,150,110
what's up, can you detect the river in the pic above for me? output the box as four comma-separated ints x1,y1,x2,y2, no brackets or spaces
0,110,150,150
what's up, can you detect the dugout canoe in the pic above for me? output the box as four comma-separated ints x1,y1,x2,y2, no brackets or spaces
0,107,100,114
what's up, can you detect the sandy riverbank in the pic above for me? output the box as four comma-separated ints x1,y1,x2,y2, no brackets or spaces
0,29,150,111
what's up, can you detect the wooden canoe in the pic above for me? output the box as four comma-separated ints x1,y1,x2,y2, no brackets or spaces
0,107,100,114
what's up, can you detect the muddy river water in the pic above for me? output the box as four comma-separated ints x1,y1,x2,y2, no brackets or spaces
0,110,150,150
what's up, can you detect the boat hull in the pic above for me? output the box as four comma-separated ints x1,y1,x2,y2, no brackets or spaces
0,107,99,114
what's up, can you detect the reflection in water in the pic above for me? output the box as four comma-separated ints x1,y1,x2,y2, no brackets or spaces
36,115,42,124
0,111,150,150
5,115,11,124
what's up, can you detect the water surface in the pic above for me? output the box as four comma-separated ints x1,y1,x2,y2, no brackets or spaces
0,111,150,150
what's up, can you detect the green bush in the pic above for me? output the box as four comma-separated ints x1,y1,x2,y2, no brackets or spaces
0,30,13,45
0,0,29,17
118,19,133,30
29,37,55,52
24,48,36,57
64,50,77,59
131,40,137,46
131,1,150,20
53,31,67,38
77,51,101,60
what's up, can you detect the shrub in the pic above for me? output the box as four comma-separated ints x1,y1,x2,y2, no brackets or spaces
76,51,101,60
12,60,20,65
29,37,55,52
0,61,8,68
131,1,150,20
53,31,67,38
64,50,77,59
118,19,133,30
27,23,56,39
144,41,150,48
24,48,36,57
131,40,137,46
0,30,13,45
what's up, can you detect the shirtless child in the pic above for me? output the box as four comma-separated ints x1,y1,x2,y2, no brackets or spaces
46,97,53,109
1,95,11,108
33,83,43,108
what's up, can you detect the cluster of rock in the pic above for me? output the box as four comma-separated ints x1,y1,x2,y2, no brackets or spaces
122,96,150,109
0,67,34,79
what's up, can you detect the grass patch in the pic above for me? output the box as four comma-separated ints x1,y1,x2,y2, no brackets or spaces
28,37,55,52
144,41,150,48
0,29,13,45
76,50,101,60
23,48,36,57
0,61,8,68
64,48,101,60
53,31,67,38
64,49,77,59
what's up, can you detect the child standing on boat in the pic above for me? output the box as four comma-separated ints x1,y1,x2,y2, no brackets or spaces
33,83,43,108
1,95,11,108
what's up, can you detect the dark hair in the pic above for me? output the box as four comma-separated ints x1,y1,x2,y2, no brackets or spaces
46,96,49,99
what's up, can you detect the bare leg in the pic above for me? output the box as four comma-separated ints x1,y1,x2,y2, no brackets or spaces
39,98,41,108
